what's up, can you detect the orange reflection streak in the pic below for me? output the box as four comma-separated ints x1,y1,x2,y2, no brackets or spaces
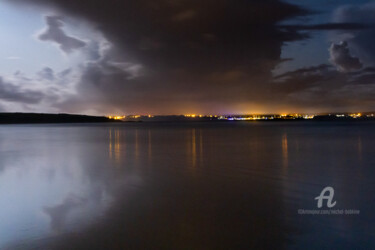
114,129,121,163
109,129,112,160
282,134,288,170
192,129,197,168
148,129,152,160
109,128,121,164
135,129,139,164
358,136,362,162
199,130,203,166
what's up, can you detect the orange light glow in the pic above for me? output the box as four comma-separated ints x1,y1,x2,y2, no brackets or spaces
108,115,126,120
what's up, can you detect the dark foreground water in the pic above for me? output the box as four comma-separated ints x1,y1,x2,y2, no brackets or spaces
0,121,374,249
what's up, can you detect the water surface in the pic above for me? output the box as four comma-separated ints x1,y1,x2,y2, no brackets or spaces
0,122,374,249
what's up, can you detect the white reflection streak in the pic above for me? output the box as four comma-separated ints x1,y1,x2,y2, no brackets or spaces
358,135,362,163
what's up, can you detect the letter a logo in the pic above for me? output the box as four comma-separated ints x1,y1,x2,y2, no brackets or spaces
315,186,336,208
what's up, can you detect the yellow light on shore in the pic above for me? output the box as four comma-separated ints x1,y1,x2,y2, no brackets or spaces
108,115,126,120
185,114,198,118
349,113,362,118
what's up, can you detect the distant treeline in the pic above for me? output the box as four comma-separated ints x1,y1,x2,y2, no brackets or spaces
0,113,114,124
124,115,375,122
313,115,375,121
1,113,374,124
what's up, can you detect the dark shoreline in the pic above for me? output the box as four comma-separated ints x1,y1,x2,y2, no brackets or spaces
0,113,114,124
1,113,375,124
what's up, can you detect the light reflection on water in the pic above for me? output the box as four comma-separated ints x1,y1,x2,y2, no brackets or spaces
0,122,374,249
282,133,288,171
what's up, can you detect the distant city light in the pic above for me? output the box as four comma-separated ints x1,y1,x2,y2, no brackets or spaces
108,116,126,120
107,113,374,121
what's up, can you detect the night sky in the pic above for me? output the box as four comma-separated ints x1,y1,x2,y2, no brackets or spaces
1,0,375,115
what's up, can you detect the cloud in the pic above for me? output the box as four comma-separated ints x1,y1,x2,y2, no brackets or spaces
279,23,367,31
10,0,374,114
329,41,362,72
0,65,82,113
38,16,86,53
44,194,86,233
4,0,375,114
0,76,45,104
57,68,72,78
13,0,307,114
107,62,143,80
273,65,375,111
0,12,145,115
332,3,375,66
37,67,55,81
6,56,21,60
172,9,196,22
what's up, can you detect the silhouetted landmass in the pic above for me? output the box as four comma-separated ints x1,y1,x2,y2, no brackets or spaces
134,116,216,122
313,115,375,121
0,113,116,124
1,113,375,124
124,114,375,122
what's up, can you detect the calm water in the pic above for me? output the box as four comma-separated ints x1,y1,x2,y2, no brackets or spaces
0,122,374,249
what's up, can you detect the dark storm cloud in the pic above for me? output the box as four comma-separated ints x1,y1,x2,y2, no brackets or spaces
268,2,375,112
329,41,362,72
279,23,367,31
273,65,375,111
39,16,86,53
8,0,309,114
19,0,306,68
275,64,375,92
274,64,336,94
333,3,375,66
7,0,375,113
0,77,44,104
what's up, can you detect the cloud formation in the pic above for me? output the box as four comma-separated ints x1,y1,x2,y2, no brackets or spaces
332,3,375,66
329,41,362,72
0,65,80,113
44,194,86,233
26,0,307,114
2,0,375,114
0,77,44,104
273,64,375,112
37,67,55,81
38,16,86,53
